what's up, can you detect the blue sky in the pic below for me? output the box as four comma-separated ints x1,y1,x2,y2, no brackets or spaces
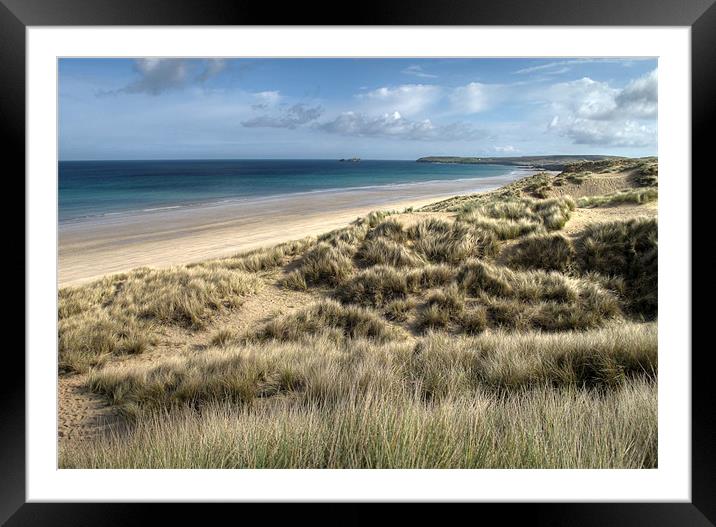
59,58,658,160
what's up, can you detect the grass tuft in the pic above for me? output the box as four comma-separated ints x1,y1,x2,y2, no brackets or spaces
281,241,355,289
501,233,575,272
336,266,409,307
359,238,424,268
458,196,575,238
252,299,401,343
576,217,657,317
408,219,499,263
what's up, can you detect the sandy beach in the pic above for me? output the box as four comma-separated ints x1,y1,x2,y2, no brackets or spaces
59,173,528,287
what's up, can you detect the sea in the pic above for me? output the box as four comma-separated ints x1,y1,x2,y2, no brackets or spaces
58,159,525,223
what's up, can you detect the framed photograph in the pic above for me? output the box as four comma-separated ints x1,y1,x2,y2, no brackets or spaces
6,0,713,523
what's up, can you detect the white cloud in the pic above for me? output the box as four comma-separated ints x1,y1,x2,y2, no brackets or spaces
449,82,494,114
100,59,228,96
251,90,282,110
196,59,227,83
401,65,438,79
126,59,191,95
558,119,656,147
242,103,323,129
493,145,517,153
548,77,619,120
317,111,487,141
357,81,503,118
513,58,648,76
615,69,658,118
543,69,658,147
358,84,441,116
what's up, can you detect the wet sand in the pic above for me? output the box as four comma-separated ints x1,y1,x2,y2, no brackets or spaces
59,173,526,287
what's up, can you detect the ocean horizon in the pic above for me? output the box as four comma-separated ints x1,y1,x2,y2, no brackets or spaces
58,159,527,223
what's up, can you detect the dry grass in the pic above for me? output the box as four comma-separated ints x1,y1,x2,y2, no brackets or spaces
383,298,417,322
576,217,657,318
631,159,659,187
501,233,575,272
420,173,577,213
577,188,658,208
250,299,402,343
282,241,355,290
59,311,152,373
418,323,656,391
366,218,407,242
405,264,457,290
457,196,575,239
68,321,656,468
407,218,499,263
112,266,260,327
61,380,656,469
336,265,410,307
359,237,425,268
192,238,314,273
415,284,465,333
85,321,655,413
58,266,260,372
456,260,621,331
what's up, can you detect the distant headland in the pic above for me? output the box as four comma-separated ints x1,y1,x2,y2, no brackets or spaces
416,155,627,171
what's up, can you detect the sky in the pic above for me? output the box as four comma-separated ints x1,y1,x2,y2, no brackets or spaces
59,58,658,160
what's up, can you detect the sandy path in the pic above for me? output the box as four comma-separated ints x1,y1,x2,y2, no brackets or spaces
59,174,527,287
58,374,122,442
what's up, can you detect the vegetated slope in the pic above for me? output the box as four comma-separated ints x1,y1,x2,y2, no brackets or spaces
58,157,659,469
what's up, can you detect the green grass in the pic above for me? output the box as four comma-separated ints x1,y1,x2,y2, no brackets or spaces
577,188,658,208
632,160,659,187
501,233,575,272
576,218,657,318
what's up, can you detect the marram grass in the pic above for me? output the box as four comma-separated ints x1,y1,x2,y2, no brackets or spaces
60,380,656,469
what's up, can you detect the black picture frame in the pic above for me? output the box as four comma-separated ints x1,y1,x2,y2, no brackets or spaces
4,0,713,524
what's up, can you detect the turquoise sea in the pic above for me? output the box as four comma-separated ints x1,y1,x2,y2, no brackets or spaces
58,159,521,223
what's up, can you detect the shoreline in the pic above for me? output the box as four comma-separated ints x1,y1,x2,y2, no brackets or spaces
59,171,534,287
59,167,535,225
